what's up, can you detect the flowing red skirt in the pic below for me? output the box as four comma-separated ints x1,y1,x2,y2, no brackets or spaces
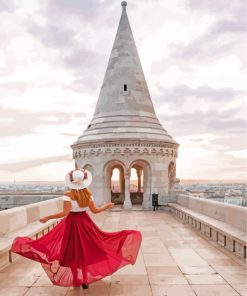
11,211,142,287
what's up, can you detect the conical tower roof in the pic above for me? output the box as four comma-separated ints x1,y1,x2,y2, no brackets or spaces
73,1,178,147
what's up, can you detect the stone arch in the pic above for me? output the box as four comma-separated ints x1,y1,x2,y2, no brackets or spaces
83,163,94,176
168,161,176,191
129,159,152,208
103,160,126,205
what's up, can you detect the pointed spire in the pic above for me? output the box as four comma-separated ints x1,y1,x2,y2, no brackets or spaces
74,2,178,146
121,1,127,9
94,0,155,116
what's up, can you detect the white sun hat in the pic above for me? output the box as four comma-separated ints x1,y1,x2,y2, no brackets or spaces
65,169,92,190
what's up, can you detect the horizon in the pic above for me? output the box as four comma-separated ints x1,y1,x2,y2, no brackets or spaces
0,0,246,181
0,179,246,185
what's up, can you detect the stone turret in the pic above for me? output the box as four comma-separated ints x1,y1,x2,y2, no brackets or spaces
72,2,179,209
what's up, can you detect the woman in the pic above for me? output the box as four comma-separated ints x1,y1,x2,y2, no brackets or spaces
11,169,142,289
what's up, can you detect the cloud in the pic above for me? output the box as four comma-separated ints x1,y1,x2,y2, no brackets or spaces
0,107,86,137
153,85,246,116
0,0,15,12
186,0,243,14
170,0,245,61
161,110,246,138
213,135,247,151
192,151,247,178
28,23,76,49
0,155,72,173
156,84,245,105
46,0,115,22
64,48,104,75
0,81,30,97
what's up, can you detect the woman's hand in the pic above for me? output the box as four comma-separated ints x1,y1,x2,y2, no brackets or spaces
105,202,114,210
40,217,49,223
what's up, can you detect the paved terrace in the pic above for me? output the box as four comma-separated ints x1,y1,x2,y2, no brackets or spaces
0,209,246,296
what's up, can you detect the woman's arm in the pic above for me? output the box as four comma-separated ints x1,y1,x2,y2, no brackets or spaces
88,199,114,214
40,201,71,223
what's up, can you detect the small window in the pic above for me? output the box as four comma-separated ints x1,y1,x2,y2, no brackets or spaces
124,84,127,91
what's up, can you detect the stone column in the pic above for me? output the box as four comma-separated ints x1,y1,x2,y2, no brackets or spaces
124,169,132,209
136,169,142,193
110,170,113,192
142,166,150,209
119,168,124,193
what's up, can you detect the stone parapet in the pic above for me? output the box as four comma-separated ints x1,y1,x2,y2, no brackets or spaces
0,198,63,270
169,194,247,260
176,194,246,232
0,194,62,210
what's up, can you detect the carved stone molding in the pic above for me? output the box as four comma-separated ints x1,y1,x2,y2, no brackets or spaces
73,143,178,159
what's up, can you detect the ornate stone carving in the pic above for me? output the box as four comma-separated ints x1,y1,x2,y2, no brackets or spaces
73,143,178,159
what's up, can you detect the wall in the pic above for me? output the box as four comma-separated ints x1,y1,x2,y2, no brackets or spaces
176,194,247,232
0,194,62,210
0,198,63,236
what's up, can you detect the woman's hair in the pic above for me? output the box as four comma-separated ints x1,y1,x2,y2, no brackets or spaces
70,188,92,208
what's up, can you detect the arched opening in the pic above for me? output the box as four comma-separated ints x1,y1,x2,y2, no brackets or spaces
168,162,176,191
129,160,151,207
103,160,125,205
130,166,143,204
111,166,125,204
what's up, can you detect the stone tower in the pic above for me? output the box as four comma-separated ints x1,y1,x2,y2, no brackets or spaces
72,1,179,209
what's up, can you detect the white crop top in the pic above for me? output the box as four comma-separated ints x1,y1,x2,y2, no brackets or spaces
62,195,94,212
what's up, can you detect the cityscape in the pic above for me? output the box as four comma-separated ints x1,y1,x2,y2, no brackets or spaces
1,179,246,210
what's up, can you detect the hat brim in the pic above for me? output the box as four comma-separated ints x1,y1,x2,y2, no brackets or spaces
64,169,92,190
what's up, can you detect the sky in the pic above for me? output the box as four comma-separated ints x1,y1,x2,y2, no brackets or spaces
0,0,246,182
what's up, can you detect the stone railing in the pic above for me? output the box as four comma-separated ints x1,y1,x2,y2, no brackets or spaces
168,194,247,260
0,193,63,210
0,197,63,270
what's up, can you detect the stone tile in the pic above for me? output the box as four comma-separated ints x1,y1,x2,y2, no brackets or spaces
195,247,229,260
168,248,208,266
146,266,183,276
33,274,53,286
111,274,149,285
25,286,68,296
12,256,36,266
213,265,246,274
231,284,247,296
66,284,110,296
207,258,240,266
143,253,177,267
136,226,155,231
218,272,247,284
140,230,159,238
185,274,227,285
0,287,28,296
179,266,216,275
151,284,196,296
191,284,240,296
110,284,152,296
149,274,188,285
141,237,168,253
90,275,111,285
0,261,43,277
115,262,146,275
0,272,38,287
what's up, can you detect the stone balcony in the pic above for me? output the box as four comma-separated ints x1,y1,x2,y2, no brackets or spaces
0,195,246,296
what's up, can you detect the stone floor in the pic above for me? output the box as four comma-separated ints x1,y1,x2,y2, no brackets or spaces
0,210,246,296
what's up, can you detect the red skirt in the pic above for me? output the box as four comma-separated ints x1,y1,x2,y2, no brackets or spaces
11,211,142,287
